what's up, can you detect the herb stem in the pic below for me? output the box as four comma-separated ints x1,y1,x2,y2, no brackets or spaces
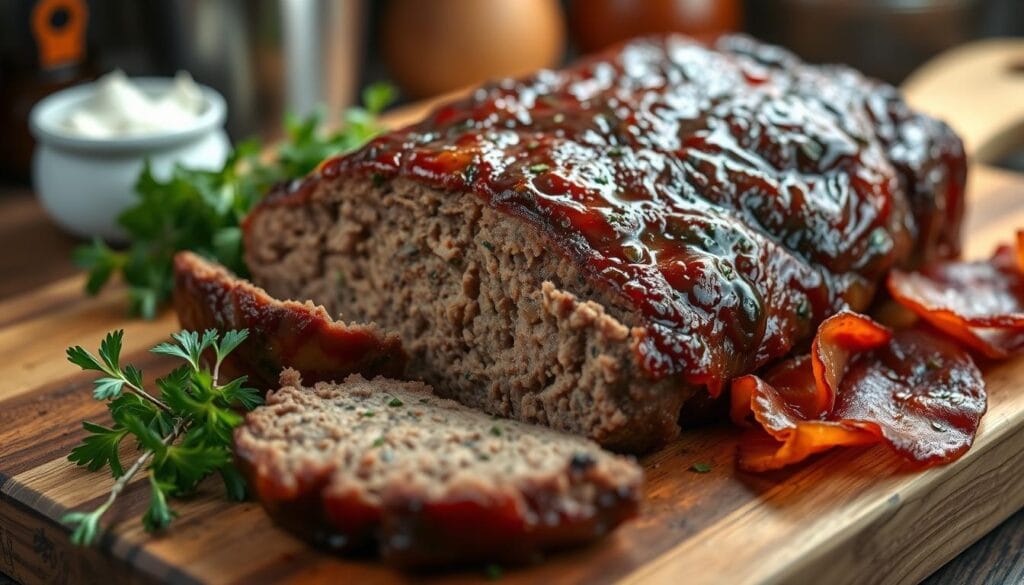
211,360,222,388
122,379,172,414
80,419,186,537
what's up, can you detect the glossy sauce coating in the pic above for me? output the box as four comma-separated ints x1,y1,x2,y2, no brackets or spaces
267,35,966,391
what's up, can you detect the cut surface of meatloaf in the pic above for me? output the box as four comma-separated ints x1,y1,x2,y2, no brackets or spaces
243,34,965,452
234,369,642,566
173,251,406,388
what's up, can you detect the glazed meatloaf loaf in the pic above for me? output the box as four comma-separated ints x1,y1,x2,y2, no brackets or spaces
242,35,965,453
235,370,642,565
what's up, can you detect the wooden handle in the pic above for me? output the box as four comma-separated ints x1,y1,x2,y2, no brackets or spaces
901,38,1024,164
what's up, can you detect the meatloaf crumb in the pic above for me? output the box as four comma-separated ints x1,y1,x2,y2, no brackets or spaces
244,178,694,452
234,370,643,566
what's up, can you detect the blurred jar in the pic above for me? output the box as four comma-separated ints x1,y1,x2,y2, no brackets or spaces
381,0,566,98
0,0,97,180
89,0,363,140
570,0,743,53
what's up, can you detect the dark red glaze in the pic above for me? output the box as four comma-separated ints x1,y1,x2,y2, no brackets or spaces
888,236,1024,359
173,251,407,388
249,35,965,392
732,311,986,471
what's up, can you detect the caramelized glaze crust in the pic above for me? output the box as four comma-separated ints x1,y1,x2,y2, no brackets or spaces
250,34,965,394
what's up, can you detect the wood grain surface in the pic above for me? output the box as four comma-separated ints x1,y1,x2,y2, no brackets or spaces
0,163,1022,585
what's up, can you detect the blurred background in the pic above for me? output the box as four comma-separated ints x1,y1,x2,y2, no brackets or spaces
2,0,1023,181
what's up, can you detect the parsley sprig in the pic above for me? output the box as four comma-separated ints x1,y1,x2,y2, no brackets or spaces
62,328,261,546
75,83,397,319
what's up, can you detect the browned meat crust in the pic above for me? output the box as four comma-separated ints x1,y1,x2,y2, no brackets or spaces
172,251,407,388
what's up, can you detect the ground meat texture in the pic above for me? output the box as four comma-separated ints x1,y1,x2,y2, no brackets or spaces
234,370,642,566
173,251,406,388
245,179,690,452
242,34,965,452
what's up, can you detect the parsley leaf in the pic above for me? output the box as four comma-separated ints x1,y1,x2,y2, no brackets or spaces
141,476,177,532
91,377,125,400
154,443,230,494
218,463,248,502
68,422,129,477
98,330,124,373
214,329,249,368
217,376,262,411
151,329,217,371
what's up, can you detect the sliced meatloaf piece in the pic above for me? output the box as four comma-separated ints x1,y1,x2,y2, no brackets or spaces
234,369,642,566
242,34,965,452
173,251,406,388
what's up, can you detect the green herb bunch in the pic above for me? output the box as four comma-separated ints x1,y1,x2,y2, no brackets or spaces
75,83,396,319
62,328,261,546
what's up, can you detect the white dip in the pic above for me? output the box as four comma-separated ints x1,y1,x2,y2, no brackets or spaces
62,70,205,138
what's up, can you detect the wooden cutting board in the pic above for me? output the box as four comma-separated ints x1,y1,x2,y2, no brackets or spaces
2,41,1024,585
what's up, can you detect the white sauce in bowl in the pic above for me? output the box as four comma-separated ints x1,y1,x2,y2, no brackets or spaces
62,70,205,138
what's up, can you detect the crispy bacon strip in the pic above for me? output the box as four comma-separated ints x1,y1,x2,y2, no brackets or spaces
731,311,986,472
887,234,1024,358
173,252,407,388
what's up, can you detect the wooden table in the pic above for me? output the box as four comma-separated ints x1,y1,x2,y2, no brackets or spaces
0,178,1022,585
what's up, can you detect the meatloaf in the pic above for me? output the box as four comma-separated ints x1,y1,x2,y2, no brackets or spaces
242,34,966,453
235,369,642,565
173,251,406,387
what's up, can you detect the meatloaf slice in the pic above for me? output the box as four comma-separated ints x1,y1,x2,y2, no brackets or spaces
173,251,406,388
234,369,642,566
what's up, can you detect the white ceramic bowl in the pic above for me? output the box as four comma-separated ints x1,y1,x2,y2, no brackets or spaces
29,77,231,241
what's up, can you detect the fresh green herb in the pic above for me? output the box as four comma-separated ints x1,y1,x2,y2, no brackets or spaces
62,328,260,546
372,437,386,448
529,163,550,174
484,564,504,580
362,411,376,418
480,240,495,252
387,397,404,408
75,83,397,319
690,462,713,474
490,425,503,437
